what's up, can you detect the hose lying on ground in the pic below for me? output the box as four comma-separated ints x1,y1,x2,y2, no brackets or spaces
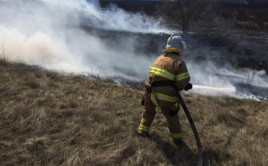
148,81,203,165
176,91,203,166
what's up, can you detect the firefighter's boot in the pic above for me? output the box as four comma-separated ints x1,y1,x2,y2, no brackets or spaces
136,130,151,138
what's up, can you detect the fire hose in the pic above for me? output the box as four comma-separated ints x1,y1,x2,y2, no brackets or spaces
175,89,203,166
145,81,203,165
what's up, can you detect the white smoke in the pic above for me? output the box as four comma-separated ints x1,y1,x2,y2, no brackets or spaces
0,0,267,99
186,59,268,99
0,0,170,80
184,49,268,99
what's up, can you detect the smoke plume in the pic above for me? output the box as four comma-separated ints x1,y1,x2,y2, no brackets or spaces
0,0,168,79
0,0,267,99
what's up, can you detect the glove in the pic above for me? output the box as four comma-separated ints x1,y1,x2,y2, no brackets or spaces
184,83,193,91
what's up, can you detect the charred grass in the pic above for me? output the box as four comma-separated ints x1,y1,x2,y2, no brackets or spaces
0,61,268,166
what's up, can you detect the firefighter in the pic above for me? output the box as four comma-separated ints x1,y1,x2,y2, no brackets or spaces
137,34,192,144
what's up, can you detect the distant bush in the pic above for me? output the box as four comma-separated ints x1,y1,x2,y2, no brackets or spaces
157,0,268,32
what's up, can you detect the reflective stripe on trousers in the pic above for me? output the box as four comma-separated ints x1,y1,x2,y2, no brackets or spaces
171,133,183,139
150,92,177,107
139,124,149,132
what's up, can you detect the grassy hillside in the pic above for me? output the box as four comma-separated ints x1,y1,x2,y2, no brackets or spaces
0,61,268,166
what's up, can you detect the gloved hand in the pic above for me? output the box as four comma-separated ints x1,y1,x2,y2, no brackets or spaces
184,83,193,91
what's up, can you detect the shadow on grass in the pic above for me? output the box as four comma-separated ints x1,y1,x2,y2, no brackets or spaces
152,136,230,166
152,137,198,166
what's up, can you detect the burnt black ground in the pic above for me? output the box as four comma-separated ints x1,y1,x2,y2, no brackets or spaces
82,25,268,99
83,26,268,73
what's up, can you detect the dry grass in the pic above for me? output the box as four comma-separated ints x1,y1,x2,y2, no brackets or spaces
0,61,268,166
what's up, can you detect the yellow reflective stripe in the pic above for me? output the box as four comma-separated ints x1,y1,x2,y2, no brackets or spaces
166,47,178,50
139,124,149,132
151,92,177,104
154,92,177,102
139,124,149,129
171,133,183,139
174,102,179,108
176,72,190,81
149,67,175,81
151,93,159,107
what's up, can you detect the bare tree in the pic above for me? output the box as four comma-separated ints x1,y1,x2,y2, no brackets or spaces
158,0,206,32
176,0,191,31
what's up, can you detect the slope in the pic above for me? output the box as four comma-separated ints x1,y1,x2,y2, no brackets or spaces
0,61,268,166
